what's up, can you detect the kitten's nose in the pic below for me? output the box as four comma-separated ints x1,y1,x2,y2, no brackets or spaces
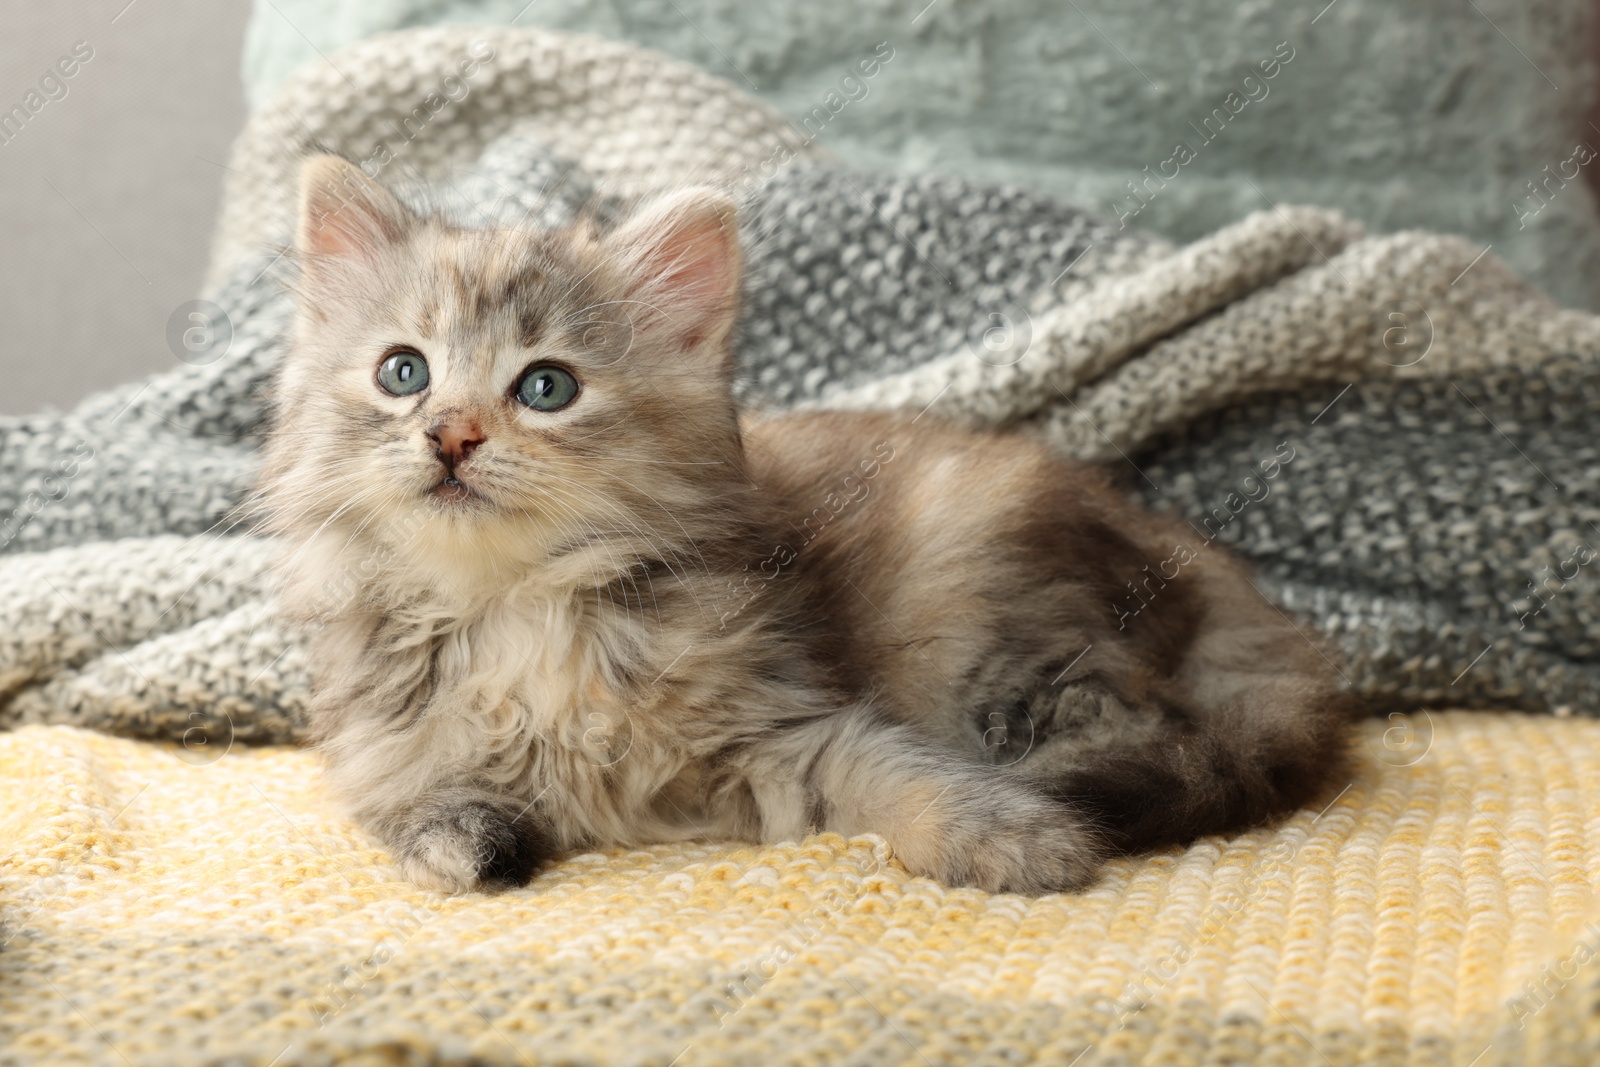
427,418,486,469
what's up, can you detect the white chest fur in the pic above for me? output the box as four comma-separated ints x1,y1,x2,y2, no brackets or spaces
426,588,636,778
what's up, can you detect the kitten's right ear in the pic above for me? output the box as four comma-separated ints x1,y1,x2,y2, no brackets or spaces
607,187,741,360
296,154,413,264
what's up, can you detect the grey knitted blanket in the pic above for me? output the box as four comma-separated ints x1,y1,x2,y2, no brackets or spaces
4,26,1599,752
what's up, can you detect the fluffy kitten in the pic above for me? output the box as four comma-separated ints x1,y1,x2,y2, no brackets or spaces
257,154,1352,895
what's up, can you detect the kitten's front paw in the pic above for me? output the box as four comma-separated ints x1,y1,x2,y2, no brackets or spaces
892,785,1104,895
387,791,554,893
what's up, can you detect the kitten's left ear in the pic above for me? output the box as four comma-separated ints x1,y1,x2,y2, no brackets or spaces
608,187,742,360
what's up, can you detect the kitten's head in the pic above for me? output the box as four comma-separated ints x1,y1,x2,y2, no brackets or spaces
259,154,749,603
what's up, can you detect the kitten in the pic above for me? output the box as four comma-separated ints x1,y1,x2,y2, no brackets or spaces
257,154,1352,895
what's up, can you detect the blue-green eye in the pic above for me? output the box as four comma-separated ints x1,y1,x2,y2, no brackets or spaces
515,365,579,411
377,350,429,396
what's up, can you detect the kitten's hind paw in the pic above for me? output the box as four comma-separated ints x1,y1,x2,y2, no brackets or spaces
386,790,555,893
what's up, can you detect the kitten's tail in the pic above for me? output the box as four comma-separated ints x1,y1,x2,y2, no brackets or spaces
1038,683,1359,853
1021,570,1358,853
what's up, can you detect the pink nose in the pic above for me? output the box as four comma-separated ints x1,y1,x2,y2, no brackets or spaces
427,419,485,469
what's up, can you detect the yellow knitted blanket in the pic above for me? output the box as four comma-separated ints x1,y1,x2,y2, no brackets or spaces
4,711,1599,1066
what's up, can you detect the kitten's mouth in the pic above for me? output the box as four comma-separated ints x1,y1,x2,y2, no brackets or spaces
431,475,486,505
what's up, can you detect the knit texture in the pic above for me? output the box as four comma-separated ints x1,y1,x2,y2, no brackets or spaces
6,713,1600,1065
8,24,1600,1065
5,29,1600,741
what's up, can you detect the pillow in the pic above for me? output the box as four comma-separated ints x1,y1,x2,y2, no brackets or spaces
242,0,1600,310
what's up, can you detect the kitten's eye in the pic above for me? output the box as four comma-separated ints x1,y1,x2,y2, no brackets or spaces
515,365,579,411
376,350,429,396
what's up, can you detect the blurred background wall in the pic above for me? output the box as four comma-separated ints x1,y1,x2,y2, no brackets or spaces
6,0,1600,416
0,1,249,414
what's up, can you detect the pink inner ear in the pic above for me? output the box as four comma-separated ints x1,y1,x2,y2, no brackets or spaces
297,158,408,264
303,193,402,263
629,203,739,350
652,220,732,308
304,200,370,260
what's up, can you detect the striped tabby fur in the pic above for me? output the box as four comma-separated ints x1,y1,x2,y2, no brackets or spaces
256,155,1352,894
